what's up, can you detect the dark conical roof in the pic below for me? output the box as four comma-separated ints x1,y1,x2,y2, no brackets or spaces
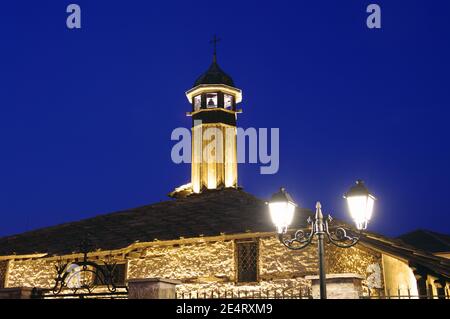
193,56,235,88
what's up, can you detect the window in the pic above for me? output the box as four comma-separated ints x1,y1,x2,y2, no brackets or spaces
94,263,126,286
206,93,218,108
224,94,233,109
194,95,201,110
236,240,258,283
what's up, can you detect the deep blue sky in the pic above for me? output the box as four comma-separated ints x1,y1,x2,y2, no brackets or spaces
0,1,449,237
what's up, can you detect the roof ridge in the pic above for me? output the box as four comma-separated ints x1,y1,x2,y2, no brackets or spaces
424,229,450,247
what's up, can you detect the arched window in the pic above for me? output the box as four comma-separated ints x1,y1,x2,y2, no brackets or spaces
194,95,202,110
224,94,233,110
206,93,218,108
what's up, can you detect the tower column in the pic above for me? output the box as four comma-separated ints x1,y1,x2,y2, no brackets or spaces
185,51,242,194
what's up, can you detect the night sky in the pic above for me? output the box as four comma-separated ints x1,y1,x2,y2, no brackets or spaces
0,1,449,238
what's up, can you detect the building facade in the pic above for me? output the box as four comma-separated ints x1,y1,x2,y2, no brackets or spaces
0,52,449,299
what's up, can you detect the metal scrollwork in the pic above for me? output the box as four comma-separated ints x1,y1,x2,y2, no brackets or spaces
324,216,360,248
273,196,369,300
279,206,360,250
279,217,315,250
50,238,123,296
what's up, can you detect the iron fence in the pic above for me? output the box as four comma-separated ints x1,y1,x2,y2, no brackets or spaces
176,288,449,300
363,289,449,299
32,287,129,299
176,288,313,299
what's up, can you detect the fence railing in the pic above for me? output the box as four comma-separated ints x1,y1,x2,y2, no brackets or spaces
363,287,449,299
32,286,129,299
176,288,313,299
363,295,449,299
176,288,449,300
363,293,449,299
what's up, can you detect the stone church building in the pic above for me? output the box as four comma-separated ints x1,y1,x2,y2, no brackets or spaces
0,52,449,299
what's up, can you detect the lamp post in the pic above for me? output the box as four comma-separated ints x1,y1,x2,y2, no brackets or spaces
268,180,375,299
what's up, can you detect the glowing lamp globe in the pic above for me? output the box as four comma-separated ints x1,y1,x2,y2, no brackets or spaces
344,180,376,230
269,188,297,234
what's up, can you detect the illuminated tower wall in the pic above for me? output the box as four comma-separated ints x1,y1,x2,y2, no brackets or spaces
186,61,242,193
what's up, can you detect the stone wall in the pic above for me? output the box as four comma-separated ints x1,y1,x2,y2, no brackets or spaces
7,259,56,289
326,244,384,295
259,237,318,279
128,240,234,282
126,237,317,297
307,274,364,299
175,278,311,298
3,234,385,298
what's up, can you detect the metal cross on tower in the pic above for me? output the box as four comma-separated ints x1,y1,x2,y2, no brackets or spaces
210,34,221,61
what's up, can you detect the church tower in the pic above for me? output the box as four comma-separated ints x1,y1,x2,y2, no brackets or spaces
185,38,242,194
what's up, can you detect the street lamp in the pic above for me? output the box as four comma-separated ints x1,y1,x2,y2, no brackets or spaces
344,180,376,230
268,181,375,299
268,187,297,234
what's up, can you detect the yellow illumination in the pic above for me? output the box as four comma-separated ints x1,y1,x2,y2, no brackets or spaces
187,83,241,193
191,123,237,191
269,202,295,234
346,195,375,230
191,125,203,193
224,126,237,187
185,84,242,104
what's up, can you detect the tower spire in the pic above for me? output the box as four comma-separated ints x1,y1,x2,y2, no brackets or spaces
210,34,221,63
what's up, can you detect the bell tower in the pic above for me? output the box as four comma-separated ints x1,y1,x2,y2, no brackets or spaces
185,37,242,194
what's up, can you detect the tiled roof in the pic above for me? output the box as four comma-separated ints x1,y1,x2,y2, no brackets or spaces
194,60,235,88
359,231,450,279
0,188,448,279
398,229,450,253
0,188,311,256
